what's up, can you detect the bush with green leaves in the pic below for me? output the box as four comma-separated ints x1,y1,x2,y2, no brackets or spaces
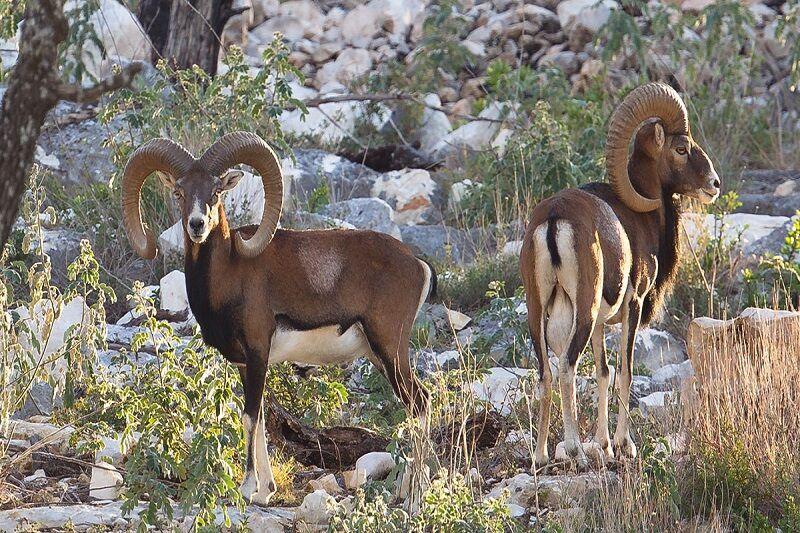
601,0,800,172
744,211,800,309
70,285,245,531
1,169,112,430
329,472,518,533
453,65,605,226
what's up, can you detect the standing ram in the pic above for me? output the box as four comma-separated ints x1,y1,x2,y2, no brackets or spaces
121,132,433,505
520,83,720,468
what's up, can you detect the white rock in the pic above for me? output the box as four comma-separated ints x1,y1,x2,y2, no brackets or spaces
250,15,305,43
436,350,460,367
0,502,140,531
159,270,188,314
370,168,438,225
24,469,46,484
90,461,123,500
309,473,343,495
502,240,523,256
345,451,396,489
295,489,337,525
638,391,673,418
415,94,452,155
279,100,370,145
469,367,533,415
506,503,526,517
433,102,512,158
446,308,472,331
775,179,797,197
462,39,486,57
341,4,383,45
557,0,618,40
278,0,325,38
0,36,18,71
554,441,605,465
448,179,474,210
34,145,60,170
316,47,372,86
62,0,150,81
651,360,695,390
251,0,280,25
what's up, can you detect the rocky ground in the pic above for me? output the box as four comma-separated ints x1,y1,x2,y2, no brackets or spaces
2,0,800,531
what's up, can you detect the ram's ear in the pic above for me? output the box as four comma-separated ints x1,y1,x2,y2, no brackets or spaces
641,121,665,159
156,171,177,190
218,170,244,192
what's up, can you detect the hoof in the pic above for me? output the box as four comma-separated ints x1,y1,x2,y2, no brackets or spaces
240,475,275,507
534,452,550,470
614,435,637,460
555,440,590,471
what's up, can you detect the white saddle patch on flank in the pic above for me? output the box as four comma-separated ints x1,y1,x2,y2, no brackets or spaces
269,322,371,365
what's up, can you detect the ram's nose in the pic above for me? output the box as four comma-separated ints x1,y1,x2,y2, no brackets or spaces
189,217,205,234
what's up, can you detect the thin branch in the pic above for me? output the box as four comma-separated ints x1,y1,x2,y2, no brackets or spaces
55,62,143,103
295,93,505,124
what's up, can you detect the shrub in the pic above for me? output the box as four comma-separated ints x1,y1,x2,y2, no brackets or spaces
69,286,245,531
437,253,522,311
744,212,800,310
329,472,518,533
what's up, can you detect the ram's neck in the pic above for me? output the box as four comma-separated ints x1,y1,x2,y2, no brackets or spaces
183,207,233,320
641,195,681,325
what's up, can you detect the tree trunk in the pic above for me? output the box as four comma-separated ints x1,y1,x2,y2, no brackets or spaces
0,0,140,250
136,0,172,61
161,0,235,76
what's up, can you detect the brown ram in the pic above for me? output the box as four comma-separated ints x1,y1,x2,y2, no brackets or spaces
520,83,720,468
121,132,432,505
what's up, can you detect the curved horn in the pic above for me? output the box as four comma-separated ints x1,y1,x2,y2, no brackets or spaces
199,131,284,258
605,82,689,213
122,139,194,259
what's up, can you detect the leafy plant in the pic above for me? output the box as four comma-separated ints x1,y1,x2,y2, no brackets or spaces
744,211,800,309
69,286,244,531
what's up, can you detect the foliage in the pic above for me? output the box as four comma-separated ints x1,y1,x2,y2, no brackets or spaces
69,286,244,531
468,282,530,367
437,253,522,311
601,0,794,171
102,41,305,167
266,362,349,428
58,0,103,84
744,211,800,310
0,168,112,430
329,472,517,532
0,0,24,40
454,66,605,226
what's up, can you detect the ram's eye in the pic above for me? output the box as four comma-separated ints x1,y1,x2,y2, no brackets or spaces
676,146,688,155
173,189,184,199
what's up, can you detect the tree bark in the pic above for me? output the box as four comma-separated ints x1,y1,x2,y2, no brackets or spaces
0,0,141,250
136,0,172,61
161,0,237,76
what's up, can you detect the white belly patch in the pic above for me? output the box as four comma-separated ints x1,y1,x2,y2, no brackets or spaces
269,323,371,365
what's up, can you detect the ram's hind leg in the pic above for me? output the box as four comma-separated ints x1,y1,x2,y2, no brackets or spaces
614,296,642,459
591,325,613,461
528,287,553,469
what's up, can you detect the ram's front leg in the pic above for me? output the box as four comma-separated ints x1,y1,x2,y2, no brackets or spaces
238,352,276,506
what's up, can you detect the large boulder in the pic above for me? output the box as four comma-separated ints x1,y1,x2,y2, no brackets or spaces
370,168,440,225
61,0,150,81
687,308,800,380
605,328,686,373
400,225,475,264
295,489,337,527
287,149,380,204
320,198,402,240
315,48,372,86
682,212,794,260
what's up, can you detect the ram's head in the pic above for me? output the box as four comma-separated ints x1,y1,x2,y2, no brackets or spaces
121,132,284,259
605,82,720,212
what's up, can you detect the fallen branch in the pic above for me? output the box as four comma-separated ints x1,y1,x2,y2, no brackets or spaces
264,395,389,469
55,63,144,103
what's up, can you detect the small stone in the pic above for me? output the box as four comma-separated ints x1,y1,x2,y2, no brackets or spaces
24,469,46,484
309,473,343,495
160,270,189,314
90,461,124,500
295,489,337,525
